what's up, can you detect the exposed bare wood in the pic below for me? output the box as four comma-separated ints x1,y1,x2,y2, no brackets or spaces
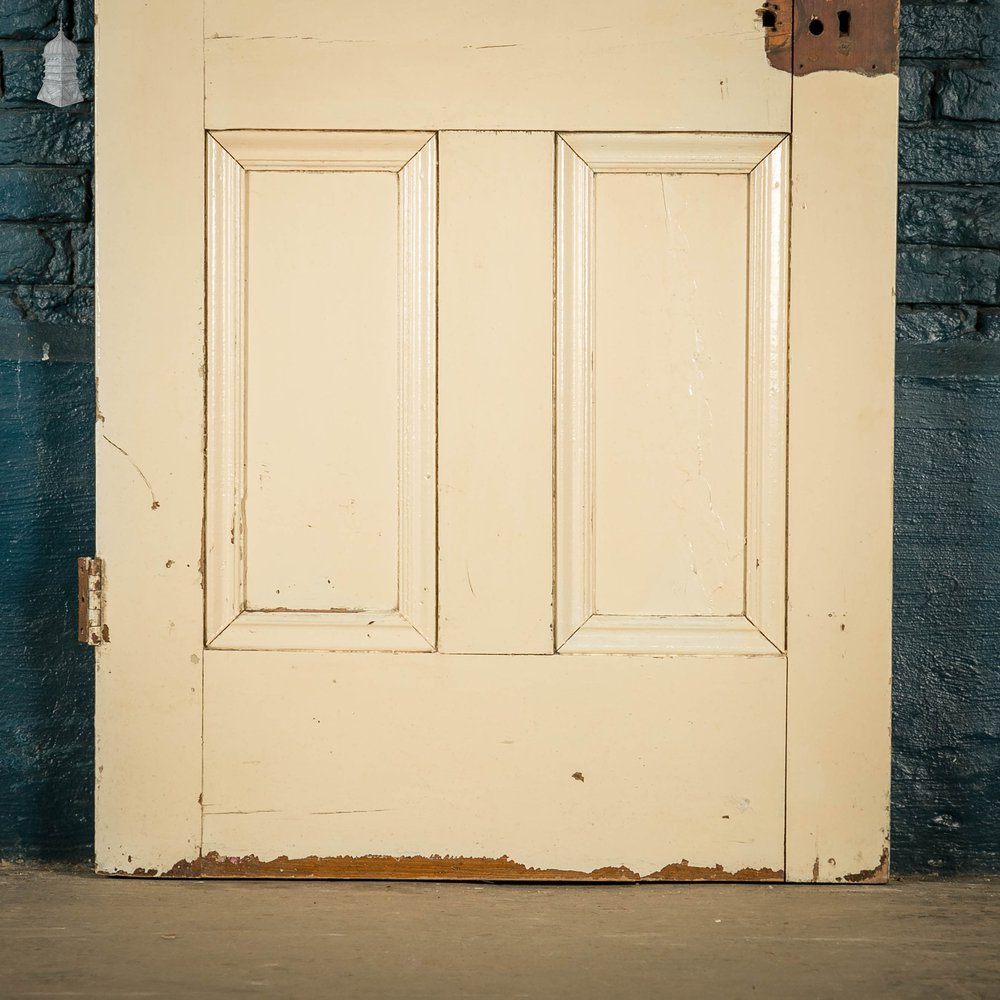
838,848,890,885
125,851,783,882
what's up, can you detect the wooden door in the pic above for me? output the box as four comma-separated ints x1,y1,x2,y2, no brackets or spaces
95,1,898,883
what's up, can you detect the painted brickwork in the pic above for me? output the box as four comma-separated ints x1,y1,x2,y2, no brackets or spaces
893,1,1000,873
0,0,997,870
0,0,94,860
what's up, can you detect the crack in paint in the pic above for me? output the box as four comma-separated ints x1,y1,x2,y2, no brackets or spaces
102,435,159,510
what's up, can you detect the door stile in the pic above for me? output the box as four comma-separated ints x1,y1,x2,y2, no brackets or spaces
784,71,898,884
94,0,206,875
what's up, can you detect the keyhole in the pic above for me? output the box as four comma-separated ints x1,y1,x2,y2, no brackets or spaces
808,17,825,35
838,10,851,35
761,8,777,28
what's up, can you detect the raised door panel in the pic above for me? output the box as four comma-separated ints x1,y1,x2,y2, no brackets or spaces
593,171,748,619
205,132,437,652
244,170,399,614
556,134,788,655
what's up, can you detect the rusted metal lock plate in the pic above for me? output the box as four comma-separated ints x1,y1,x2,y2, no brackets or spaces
759,0,899,76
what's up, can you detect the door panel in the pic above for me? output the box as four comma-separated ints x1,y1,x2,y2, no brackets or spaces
201,650,786,880
593,170,748,619
244,170,400,614
555,135,788,655
205,132,437,651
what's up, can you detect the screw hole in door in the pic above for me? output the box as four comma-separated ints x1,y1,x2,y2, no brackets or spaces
808,17,824,35
838,10,851,36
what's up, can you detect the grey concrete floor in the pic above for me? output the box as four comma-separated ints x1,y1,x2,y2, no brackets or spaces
0,867,997,999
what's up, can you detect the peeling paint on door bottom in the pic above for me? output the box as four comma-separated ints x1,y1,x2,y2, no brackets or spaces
112,851,785,882
837,848,890,884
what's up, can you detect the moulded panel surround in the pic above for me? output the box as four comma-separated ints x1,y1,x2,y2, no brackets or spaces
555,133,790,656
205,131,437,652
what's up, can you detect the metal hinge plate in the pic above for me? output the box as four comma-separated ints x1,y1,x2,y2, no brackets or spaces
78,557,108,645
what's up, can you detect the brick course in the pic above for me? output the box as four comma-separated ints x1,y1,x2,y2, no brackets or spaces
0,7,92,358
893,1,1000,874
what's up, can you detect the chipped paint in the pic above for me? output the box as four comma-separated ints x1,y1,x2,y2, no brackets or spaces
642,860,784,883
837,848,890,884
758,1,793,69
759,0,898,77
110,851,785,882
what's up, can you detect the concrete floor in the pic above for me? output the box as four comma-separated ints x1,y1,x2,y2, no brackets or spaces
0,867,997,999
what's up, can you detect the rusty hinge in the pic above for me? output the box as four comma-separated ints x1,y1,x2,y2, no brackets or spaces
77,557,108,645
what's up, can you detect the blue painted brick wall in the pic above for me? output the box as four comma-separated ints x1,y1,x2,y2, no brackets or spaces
0,0,94,861
893,0,1000,873
0,0,997,871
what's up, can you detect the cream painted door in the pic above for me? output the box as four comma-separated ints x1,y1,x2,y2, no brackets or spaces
95,1,898,882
